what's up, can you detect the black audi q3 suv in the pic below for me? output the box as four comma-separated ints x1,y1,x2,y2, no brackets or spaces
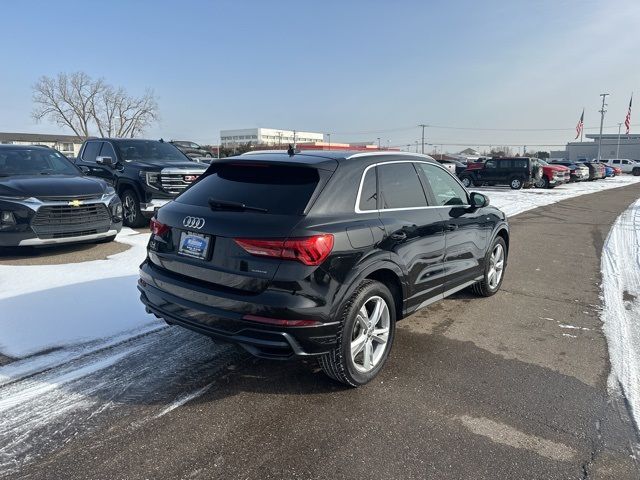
138,150,509,386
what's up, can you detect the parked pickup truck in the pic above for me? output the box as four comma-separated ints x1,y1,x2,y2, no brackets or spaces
534,160,570,188
75,138,207,227
601,158,640,176
458,157,542,190
550,160,590,182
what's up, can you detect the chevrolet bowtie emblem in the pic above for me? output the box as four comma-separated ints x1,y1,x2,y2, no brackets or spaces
68,200,83,207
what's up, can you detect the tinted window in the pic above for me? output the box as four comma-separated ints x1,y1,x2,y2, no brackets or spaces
377,163,427,209
82,142,101,162
514,159,527,168
114,140,186,162
418,163,468,206
498,160,512,168
613,160,620,164
485,160,497,169
177,164,319,215
99,142,117,160
359,167,377,211
0,148,80,176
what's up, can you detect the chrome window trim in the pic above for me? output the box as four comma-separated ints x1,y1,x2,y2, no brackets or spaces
354,160,470,214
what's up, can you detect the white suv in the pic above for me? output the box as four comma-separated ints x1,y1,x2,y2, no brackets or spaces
603,159,640,176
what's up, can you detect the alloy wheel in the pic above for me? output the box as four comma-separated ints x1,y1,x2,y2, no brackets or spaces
123,194,137,224
487,243,505,289
350,296,390,373
511,179,521,189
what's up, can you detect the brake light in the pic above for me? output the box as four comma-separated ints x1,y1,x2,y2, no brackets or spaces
242,314,321,327
150,217,170,236
234,234,334,266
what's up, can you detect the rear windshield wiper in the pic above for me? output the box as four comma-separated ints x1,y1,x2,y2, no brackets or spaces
208,198,268,213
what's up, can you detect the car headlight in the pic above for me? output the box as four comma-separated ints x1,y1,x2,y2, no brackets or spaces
101,186,117,200
140,171,162,189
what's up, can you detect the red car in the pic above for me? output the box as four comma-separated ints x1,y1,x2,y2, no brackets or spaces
534,160,570,188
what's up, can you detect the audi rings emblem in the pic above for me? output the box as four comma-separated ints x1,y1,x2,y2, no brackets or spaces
182,216,205,229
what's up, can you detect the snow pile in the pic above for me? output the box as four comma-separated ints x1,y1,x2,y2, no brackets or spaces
0,228,161,359
601,198,640,430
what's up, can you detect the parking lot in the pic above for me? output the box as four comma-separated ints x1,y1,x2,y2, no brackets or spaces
1,178,639,479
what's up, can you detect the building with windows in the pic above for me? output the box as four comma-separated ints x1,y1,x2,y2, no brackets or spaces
0,132,84,158
220,128,324,147
550,134,640,161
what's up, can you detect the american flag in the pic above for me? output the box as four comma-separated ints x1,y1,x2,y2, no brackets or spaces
625,94,633,134
575,109,584,139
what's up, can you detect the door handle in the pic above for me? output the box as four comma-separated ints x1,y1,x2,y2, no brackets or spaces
390,232,407,241
445,223,458,231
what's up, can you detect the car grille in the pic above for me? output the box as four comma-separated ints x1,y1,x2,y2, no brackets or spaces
36,194,102,202
31,203,111,239
160,173,202,195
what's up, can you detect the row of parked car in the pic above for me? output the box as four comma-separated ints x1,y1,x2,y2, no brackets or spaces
438,156,639,190
2,138,640,251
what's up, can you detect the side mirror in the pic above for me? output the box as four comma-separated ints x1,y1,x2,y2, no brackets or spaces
470,192,489,208
96,156,115,168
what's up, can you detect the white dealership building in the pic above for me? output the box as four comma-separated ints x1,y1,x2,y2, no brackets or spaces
220,128,324,147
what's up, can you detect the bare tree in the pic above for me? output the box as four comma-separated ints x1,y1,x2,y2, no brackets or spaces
32,72,159,139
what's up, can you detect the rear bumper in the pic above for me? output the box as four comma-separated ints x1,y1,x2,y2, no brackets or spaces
138,261,340,359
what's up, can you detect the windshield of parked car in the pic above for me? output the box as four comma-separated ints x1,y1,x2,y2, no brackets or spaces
114,140,187,162
537,159,549,165
0,148,80,176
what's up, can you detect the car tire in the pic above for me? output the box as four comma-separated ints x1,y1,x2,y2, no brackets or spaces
319,280,396,387
534,176,549,189
205,153,213,158
633,168,640,176
460,175,473,188
120,189,147,228
509,176,523,190
472,236,507,297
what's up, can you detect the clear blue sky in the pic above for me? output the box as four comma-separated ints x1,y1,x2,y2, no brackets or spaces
1,0,639,152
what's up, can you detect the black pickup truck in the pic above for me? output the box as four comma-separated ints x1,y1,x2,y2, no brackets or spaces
75,139,207,227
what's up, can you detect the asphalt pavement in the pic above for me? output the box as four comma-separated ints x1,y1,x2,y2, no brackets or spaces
8,183,640,480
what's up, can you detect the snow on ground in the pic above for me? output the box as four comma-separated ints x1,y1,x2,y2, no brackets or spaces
474,175,640,217
601,197,640,430
0,228,160,359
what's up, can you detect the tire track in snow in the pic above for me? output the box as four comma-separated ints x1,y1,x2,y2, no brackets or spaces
0,327,246,477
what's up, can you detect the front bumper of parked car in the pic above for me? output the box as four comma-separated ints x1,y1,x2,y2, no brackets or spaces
0,194,123,247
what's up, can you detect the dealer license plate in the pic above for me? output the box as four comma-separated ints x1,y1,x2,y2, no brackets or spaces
178,231,211,260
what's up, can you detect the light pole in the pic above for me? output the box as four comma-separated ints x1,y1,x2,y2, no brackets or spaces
597,93,609,161
616,122,622,159
326,133,331,150
377,137,381,149
418,124,427,154
387,139,390,150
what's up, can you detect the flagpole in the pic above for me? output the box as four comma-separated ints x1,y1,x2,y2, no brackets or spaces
580,108,584,142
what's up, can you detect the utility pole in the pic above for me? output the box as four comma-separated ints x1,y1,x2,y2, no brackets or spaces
415,141,419,153
597,93,609,161
293,130,297,148
616,123,622,159
377,137,381,149
326,133,331,150
418,124,427,154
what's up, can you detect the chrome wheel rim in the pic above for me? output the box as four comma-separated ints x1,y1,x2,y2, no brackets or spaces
511,179,521,188
350,296,390,373
462,177,471,187
534,178,545,188
487,243,505,289
123,195,136,223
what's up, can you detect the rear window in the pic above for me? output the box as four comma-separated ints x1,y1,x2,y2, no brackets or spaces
176,163,320,215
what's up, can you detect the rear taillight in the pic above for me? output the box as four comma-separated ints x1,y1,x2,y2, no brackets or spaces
150,218,170,236
234,234,334,266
